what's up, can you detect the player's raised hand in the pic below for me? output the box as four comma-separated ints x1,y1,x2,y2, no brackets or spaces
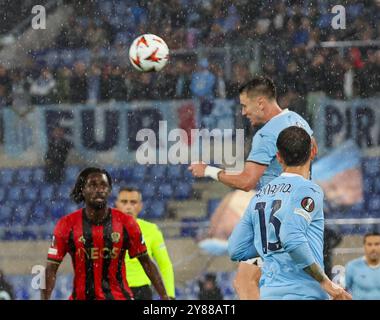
188,162,207,178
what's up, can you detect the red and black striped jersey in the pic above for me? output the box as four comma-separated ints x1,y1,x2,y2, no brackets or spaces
47,208,147,300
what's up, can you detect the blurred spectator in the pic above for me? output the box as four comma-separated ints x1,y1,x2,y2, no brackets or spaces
0,64,12,106
356,49,380,97
11,69,31,114
211,63,226,99
0,270,14,300
174,60,192,99
226,63,251,98
84,20,109,49
70,62,88,104
198,273,223,300
99,64,113,101
108,66,128,101
30,67,56,105
44,127,72,184
345,232,380,300
190,58,216,100
87,63,101,104
55,66,72,104
324,52,348,99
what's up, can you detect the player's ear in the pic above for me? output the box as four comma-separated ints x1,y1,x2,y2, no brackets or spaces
310,137,318,160
258,96,265,110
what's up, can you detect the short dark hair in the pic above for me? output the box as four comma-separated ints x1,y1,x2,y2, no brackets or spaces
364,232,380,244
118,187,142,201
239,76,277,99
70,167,112,204
276,126,311,166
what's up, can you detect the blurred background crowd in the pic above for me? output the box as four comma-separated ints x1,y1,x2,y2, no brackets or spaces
0,0,379,111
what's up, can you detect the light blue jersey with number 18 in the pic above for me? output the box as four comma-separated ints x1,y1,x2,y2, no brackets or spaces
228,173,329,300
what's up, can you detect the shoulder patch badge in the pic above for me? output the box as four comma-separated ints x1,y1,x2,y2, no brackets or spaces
301,197,315,212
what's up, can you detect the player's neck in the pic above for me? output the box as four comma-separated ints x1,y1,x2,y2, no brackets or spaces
283,165,310,180
84,206,109,224
365,257,380,267
267,102,283,121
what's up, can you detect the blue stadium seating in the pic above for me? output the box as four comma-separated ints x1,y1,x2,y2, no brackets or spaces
28,204,48,225
167,166,182,180
147,200,166,219
132,165,147,181
15,169,33,185
141,182,156,200
0,205,12,226
149,165,167,180
39,185,55,201
173,182,192,200
0,186,7,202
7,187,23,202
157,183,173,199
0,169,15,185
31,168,45,184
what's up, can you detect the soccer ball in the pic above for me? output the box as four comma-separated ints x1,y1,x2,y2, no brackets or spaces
129,34,169,72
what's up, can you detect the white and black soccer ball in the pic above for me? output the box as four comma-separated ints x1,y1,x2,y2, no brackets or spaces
129,34,169,72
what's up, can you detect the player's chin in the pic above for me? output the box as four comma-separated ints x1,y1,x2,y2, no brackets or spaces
90,200,107,209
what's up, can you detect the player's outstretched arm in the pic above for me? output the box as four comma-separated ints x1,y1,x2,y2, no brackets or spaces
138,253,170,300
188,162,267,192
41,262,60,300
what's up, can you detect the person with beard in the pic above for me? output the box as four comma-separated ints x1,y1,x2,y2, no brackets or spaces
345,232,380,300
41,167,169,300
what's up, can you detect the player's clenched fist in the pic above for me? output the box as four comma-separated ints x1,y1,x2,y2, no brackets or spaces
188,162,207,178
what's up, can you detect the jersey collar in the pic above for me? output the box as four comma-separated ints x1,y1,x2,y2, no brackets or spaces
271,108,289,120
280,172,302,178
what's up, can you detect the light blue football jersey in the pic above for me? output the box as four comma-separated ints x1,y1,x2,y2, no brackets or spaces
345,257,380,300
247,109,313,189
228,173,329,300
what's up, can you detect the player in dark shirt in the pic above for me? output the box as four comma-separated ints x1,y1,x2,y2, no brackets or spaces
41,167,169,300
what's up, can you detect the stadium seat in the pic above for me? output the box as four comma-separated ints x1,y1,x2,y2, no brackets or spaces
28,204,48,225
368,198,380,211
65,166,81,184
9,205,30,226
173,182,192,200
119,166,133,181
50,201,66,220
32,168,45,184
183,166,194,183
56,184,72,201
24,188,40,202
15,168,33,185
157,183,173,199
180,217,206,237
146,200,166,219
0,205,12,225
0,187,7,202
40,185,57,201
7,186,23,201
167,166,182,180
362,158,380,176
141,182,156,200
132,166,147,181
0,169,15,185
149,165,167,180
